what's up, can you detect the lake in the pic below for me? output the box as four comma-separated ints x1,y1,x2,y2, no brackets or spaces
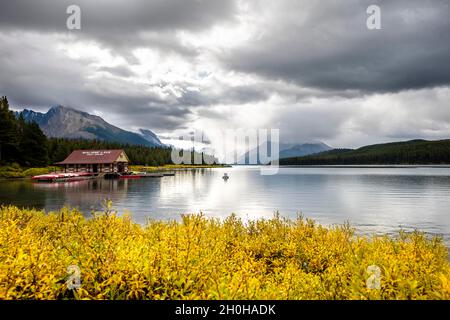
1,166,450,245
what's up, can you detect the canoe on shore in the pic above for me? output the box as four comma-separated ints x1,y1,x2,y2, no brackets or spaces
119,175,141,179
32,172,95,182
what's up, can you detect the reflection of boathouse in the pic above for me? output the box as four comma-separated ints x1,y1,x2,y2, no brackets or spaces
56,149,130,173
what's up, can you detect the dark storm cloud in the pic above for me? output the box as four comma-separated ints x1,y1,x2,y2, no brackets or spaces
0,31,191,130
0,0,236,29
0,0,237,45
75,88,196,130
0,0,240,131
1,0,450,145
224,0,450,93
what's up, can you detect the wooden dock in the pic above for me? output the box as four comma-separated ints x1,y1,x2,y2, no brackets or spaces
103,172,173,179
140,172,164,178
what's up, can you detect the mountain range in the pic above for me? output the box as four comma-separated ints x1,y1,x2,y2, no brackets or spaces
14,105,334,159
15,106,164,148
279,142,332,159
239,141,332,164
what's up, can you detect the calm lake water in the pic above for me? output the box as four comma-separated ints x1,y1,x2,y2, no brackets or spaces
1,166,450,245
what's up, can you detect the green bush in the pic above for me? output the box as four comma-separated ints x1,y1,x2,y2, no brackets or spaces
11,162,21,170
0,165,24,178
22,166,60,177
0,165,61,178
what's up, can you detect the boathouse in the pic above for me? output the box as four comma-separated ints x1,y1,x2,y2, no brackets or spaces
56,149,130,174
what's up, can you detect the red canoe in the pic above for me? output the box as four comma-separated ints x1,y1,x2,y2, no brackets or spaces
32,172,94,182
119,174,141,179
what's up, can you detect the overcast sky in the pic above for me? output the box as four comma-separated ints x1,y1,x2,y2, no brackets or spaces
1,0,449,150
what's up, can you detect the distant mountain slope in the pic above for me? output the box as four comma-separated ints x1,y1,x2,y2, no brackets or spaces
16,106,164,148
279,139,450,165
279,142,332,159
239,142,332,164
138,129,164,147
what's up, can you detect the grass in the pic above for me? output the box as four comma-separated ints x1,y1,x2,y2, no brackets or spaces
0,203,449,300
0,164,61,178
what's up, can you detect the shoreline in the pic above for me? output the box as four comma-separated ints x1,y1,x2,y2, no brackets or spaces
278,164,450,168
0,164,231,180
129,164,231,172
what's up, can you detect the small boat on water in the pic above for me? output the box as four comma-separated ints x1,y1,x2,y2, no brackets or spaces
140,172,164,178
32,172,95,182
222,173,229,181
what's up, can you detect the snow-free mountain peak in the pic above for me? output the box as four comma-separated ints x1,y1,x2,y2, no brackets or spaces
15,106,165,148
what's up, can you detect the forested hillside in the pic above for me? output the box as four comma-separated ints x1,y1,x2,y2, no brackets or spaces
0,96,48,166
280,139,450,165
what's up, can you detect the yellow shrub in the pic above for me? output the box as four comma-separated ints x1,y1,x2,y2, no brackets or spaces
22,166,61,177
0,166,62,178
0,205,448,300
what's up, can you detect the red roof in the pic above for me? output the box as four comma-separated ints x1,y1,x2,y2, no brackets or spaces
56,149,128,164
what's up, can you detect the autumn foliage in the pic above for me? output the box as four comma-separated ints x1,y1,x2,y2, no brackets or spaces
0,204,449,299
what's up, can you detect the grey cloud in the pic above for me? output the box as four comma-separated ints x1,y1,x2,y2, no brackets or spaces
224,0,450,93
177,84,271,107
97,66,135,78
0,33,90,109
0,0,238,57
0,0,237,32
0,32,193,131
76,92,195,130
1,0,450,147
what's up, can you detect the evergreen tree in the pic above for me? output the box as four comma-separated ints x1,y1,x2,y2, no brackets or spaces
0,96,19,164
18,119,49,167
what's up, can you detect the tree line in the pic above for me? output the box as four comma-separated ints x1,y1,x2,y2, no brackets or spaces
1,96,213,167
279,139,450,165
0,96,48,166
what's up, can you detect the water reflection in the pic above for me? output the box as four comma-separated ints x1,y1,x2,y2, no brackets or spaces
1,166,450,245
